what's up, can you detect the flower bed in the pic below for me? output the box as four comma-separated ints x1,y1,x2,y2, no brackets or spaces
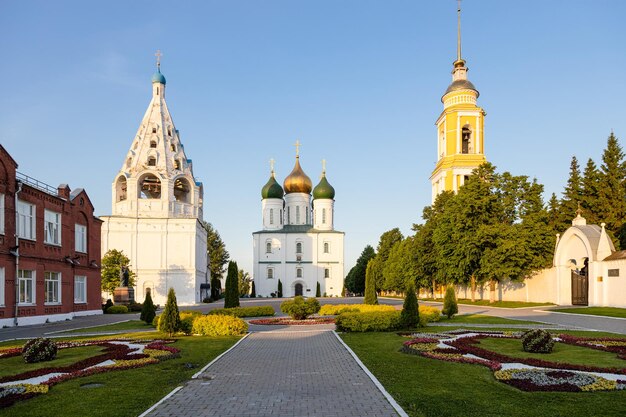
248,317,335,325
0,338,179,408
400,330,626,392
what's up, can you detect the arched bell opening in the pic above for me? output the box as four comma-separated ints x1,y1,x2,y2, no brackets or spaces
116,176,128,201
174,177,191,203
138,174,161,199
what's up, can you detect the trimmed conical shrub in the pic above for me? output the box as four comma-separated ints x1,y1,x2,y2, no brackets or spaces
140,291,156,324
251,281,256,298
442,286,459,319
224,261,240,308
364,261,378,305
400,281,419,328
316,282,321,297
277,279,283,298
158,288,181,336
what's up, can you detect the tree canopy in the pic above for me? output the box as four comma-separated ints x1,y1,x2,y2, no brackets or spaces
203,222,230,300
101,249,136,295
344,245,375,295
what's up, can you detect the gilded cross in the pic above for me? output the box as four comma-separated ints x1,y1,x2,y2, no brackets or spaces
294,140,301,157
155,50,163,70
322,159,326,174
270,158,275,174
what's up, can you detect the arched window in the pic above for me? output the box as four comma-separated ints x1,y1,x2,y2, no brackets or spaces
461,125,471,154
296,206,300,224
267,268,274,279
270,208,274,225
116,176,127,201
322,208,327,224
126,157,132,168
173,159,181,170
324,268,330,278
174,177,191,203
170,143,176,152
266,242,272,253
296,268,302,278
280,210,283,225
147,156,156,166
296,242,302,254
287,207,291,224
150,140,157,148
323,242,329,253
138,174,161,199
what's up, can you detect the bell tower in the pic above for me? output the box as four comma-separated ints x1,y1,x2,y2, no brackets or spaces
430,1,487,202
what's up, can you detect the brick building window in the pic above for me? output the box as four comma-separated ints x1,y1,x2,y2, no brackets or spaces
0,193,4,234
45,272,61,304
18,269,35,304
44,210,61,245
0,267,4,306
74,276,87,303
17,201,35,240
75,224,87,253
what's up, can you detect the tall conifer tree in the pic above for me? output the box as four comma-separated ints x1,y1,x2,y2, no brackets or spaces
559,156,583,229
364,260,378,305
580,158,601,225
597,133,626,248
224,261,240,308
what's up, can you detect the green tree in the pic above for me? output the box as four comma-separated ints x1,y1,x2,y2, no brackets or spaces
277,279,283,298
399,280,419,328
580,158,601,225
316,282,321,297
597,133,626,248
238,269,252,297
158,288,180,336
101,249,136,295
224,261,240,308
558,156,583,230
442,286,458,319
372,228,403,291
364,260,378,305
140,290,156,324
203,222,230,301
344,245,375,295
546,193,561,234
250,281,256,298
382,238,414,293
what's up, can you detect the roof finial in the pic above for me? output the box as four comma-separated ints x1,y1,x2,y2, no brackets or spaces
294,139,301,158
457,0,462,62
270,158,275,176
576,201,583,217
155,50,162,71
322,159,327,176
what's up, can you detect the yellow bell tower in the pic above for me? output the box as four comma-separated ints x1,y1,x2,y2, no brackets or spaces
430,1,487,202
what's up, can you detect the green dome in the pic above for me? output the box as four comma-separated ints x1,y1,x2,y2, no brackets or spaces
313,174,335,200
261,174,284,199
152,70,166,85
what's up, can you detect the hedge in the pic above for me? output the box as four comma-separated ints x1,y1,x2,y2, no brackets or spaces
319,304,395,316
179,310,203,335
335,311,401,332
280,296,320,320
419,306,441,326
191,315,248,336
106,305,129,314
207,306,275,318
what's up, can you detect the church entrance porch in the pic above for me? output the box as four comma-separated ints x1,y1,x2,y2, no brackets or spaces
295,283,303,296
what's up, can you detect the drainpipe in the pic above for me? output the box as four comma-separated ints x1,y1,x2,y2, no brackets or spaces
14,180,22,326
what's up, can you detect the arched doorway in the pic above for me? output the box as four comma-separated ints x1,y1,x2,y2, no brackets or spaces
571,258,589,306
295,283,303,296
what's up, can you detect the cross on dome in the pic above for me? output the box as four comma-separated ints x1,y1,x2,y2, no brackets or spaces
155,50,163,70
294,140,301,157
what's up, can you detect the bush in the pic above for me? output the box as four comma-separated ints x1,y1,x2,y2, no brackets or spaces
140,291,156,324
319,304,395,316
192,315,248,336
364,261,378,305
250,282,256,298
224,261,240,308
152,314,160,327
418,306,441,326
208,306,275,318
158,288,181,336
102,299,114,313
179,310,202,335
106,305,129,314
522,329,554,353
277,279,283,298
316,282,321,297
128,301,143,312
22,338,58,363
400,282,419,329
335,311,401,332
442,286,459,319
280,296,321,320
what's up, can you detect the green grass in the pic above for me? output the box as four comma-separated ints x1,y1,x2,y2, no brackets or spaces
3,331,240,417
341,331,626,417
439,314,539,325
0,345,105,378
549,307,626,319
56,320,153,334
421,298,554,308
477,337,625,368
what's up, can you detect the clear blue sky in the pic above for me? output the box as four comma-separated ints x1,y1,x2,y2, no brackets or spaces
1,1,625,276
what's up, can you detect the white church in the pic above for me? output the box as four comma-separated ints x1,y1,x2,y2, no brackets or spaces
253,148,345,297
100,59,207,306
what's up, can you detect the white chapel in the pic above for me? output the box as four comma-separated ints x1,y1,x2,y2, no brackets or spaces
253,146,345,297
100,57,207,305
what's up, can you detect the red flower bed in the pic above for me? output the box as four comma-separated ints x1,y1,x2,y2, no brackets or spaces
248,317,335,325
558,334,626,359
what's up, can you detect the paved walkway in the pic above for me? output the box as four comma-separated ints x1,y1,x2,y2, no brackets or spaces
146,329,400,417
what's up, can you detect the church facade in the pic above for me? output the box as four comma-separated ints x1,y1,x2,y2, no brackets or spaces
252,150,344,297
100,62,207,306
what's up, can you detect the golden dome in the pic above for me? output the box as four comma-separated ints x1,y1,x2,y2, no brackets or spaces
283,156,312,194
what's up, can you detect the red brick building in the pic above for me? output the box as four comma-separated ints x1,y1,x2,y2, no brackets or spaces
0,145,103,327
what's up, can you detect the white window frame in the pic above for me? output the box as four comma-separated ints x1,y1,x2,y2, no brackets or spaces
0,267,4,306
322,208,327,224
74,275,87,303
75,224,87,253
45,271,61,304
0,193,4,235
296,268,302,278
44,209,61,245
17,200,36,240
266,242,272,254
267,268,274,279
296,242,302,254
18,269,35,305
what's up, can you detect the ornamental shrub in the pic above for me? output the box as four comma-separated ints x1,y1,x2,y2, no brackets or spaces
128,301,143,312
335,311,401,332
208,306,275,317
140,291,156,324
102,299,114,313
522,329,555,353
319,304,396,316
224,261,240,308
158,288,181,336
364,261,378,305
22,338,58,363
179,310,202,335
152,314,160,327
280,296,321,320
277,279,283,298
442,286,459,319
106,305,129,314
251,281,256,298
418,306,441,326
191,315,248,336
400,281,419,329
316,282,321,297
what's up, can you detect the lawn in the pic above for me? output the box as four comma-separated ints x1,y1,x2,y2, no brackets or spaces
341,331,626,417
2,331,240,417
549,307,626,319
421,298,554,308
0,345,105,378
439,314,539,325
56,320,153,334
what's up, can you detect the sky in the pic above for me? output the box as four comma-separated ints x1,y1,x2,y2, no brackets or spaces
1,1,625,276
